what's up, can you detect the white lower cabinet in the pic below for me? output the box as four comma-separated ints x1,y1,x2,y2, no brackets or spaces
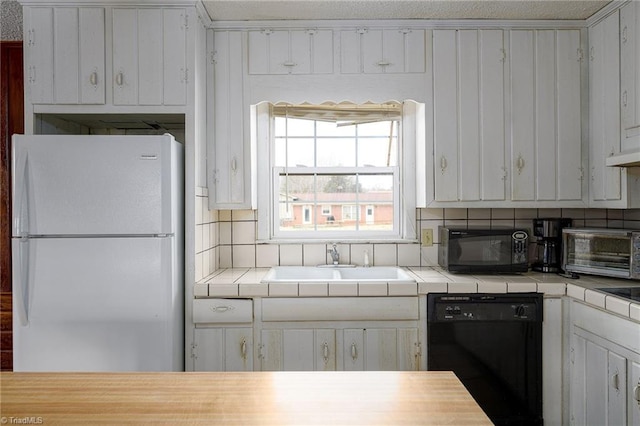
569,300,640,426
260,328,336,371
191,298,254,371
193,327,253,371
342,328,419,371
258,326,420,372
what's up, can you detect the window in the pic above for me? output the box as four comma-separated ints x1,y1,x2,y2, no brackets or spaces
255,101,421,241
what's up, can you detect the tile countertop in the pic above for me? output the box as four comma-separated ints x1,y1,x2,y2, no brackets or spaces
195,267,640,322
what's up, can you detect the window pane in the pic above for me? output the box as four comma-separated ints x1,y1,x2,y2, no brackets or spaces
317,138,356,167
357,137,397,167
357,121,396,136
275,116,314,137
279,174,316,195
316,120,355,137
275,137,314,167
359,174,393,195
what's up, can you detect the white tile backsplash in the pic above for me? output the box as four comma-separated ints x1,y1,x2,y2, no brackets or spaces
201,206,640,269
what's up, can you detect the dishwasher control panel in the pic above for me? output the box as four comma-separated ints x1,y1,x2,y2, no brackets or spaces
428,293,542,322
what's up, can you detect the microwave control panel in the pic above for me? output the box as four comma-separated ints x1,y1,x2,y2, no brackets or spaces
512,231,529,265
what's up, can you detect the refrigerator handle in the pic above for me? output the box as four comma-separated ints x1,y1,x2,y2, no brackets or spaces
13,147,29,236
13,239,30,326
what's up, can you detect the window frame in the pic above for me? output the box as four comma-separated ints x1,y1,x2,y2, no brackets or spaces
255,101,420,243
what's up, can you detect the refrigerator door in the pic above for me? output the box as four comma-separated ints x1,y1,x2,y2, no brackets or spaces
12,236,183,372
12,134,181,237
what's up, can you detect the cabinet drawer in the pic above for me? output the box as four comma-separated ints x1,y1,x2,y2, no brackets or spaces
193,299,253,324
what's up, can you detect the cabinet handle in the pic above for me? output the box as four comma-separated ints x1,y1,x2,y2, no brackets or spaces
115,72,124,86
231,157,237,172
634,384,640,404
440,156,447,174
623,90,628,108
322,342,330,363
240,338,247,360
622,26,628,44
283,61,296,67
516,156,525,175
350,343,358,361
89,71,98,87
611,371,619,391
209,305,235,313
377,60,391,67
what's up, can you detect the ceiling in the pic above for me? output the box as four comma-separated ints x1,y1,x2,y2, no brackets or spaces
201,0,612,21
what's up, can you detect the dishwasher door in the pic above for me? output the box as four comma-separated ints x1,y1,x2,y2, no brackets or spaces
427,293,543,426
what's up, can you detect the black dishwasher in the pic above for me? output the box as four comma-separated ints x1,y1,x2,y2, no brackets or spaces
427,293,543,426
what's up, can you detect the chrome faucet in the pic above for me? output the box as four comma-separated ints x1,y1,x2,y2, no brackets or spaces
328,244,340,265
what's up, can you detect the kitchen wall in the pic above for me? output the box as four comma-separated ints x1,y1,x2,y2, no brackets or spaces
195,203,640,276
0,0,22,41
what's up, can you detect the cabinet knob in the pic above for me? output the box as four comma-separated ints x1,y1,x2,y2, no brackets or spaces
115,72,124,86
634,383,640,404
231,157,237,172
350,343,358,361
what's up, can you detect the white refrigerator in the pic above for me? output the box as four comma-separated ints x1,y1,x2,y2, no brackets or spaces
11,134,184,372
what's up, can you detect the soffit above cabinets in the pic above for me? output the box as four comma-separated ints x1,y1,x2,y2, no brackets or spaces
201,0,611,21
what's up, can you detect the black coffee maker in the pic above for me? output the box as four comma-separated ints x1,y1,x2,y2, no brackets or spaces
532,218,572,273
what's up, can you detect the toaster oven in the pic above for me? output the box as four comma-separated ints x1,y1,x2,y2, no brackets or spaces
562,228,640,280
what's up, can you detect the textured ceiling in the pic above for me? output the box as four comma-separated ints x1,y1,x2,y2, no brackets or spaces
201,0,612,21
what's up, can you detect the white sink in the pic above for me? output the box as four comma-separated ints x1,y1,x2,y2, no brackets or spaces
261,266,415,284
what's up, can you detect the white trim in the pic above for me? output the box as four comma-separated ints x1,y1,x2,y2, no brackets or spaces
210,18,588,31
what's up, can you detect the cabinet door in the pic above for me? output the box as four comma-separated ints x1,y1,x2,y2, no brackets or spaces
78,8,105,104
260,329,336,371
112,8,138,105
212,31,248,208
193,327,253,372
589,12,622,202
570,334,587,426
631,361,640,426
510,30,536,201
433,29,505,202
433,30,459,201
53,8,80,104
585,340,608,425
26,7,54,104
621,2,640,151
343,328,418,371
608,351,627,426
162,8,187,105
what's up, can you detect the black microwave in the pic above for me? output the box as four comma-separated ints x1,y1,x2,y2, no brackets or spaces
438,227,530,273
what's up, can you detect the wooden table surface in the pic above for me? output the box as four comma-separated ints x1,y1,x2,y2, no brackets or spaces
0,371,492,425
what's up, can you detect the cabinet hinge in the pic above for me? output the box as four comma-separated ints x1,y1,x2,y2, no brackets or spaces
182,67,189,84
211,50,217,65
28,29,34,46
500,48,507,63
306,28,318,36
257,343,265,360
261,29,273,36
400,28,412,34
183,13,189,30
191,343,198,360
577,48,584,62
356,28,368,35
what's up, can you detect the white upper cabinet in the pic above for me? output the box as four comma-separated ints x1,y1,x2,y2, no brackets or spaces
25,6,105,105
588,11,640,208
248,29,333,74
209,31,255,209
432,29,506,203
509,29,584,203
112,7,188,106
620,1,640,152
341,28,425,74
